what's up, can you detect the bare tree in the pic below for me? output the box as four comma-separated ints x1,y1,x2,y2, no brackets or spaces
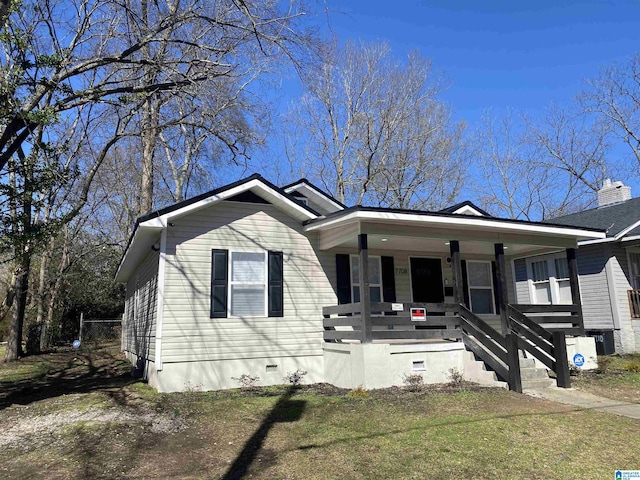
0,0,321,360
580,53,640,169
287,40,465,208
474,108,609,221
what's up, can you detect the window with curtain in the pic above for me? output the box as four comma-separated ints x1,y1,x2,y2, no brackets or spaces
467,261,494,314
554,257,572,303
531,260,551,304
528,255,574,305
350,255,382,304
230,252,266,316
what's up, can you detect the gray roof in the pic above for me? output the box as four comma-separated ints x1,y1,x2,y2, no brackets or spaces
544,197,640,237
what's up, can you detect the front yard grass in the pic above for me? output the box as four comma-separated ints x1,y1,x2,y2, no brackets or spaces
572,354,640,404
0,345,638,479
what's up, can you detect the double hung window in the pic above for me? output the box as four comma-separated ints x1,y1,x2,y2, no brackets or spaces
230,252,266,316
527,255,572,305
210,249,283,318
350,255,382,304
466,261,494,314
629,252,640,290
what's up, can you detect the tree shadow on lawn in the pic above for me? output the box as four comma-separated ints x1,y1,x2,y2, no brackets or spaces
222,385,307,480
0,344,137,411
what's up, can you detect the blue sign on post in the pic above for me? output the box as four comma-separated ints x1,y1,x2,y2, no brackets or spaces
72,340,81,349
573,353,585,367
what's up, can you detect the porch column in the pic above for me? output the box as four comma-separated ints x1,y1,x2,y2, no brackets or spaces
449,241,464,304
359,234,373,343
566,248,585,335
494,243,510,335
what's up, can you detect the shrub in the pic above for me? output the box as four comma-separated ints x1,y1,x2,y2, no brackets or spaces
625,361,640,373
232,373,260,391
448,367,464,385
596,356,612,374
348,385,369,398
284,369,307,386
402,373,424,392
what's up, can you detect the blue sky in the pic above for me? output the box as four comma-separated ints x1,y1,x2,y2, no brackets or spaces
323,0,640,125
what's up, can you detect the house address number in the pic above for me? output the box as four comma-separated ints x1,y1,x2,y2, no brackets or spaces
395,268,408,276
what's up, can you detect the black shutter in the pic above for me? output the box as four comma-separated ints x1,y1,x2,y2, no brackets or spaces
381,256,396,302
336,254,351,304
210,249,228,318
461,260,470,308
491,261,500,314
381,256,396,316
268,251,284,317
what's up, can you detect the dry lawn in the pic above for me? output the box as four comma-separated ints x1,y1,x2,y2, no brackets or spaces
0,344,639,479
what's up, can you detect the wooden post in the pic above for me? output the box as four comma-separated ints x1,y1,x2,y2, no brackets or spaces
566,248,584,336
506,333,522,393
449,241,464,305
79,312,84,342
494,243,510,335
359,234,372,344
553,331,571,388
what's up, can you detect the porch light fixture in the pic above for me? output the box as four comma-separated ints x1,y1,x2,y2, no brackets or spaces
444,242,450,245
381,238,388,242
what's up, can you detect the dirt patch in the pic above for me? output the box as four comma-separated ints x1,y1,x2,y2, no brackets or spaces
0,405,186,450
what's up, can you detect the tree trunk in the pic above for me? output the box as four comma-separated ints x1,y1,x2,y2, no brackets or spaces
138,0,158,215
36,242,51,349
5,255,30,360
140,97,158,214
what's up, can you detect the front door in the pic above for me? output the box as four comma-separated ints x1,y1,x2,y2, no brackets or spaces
410,257,444,303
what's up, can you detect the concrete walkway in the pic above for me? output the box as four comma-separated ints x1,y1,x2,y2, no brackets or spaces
524,387,640,420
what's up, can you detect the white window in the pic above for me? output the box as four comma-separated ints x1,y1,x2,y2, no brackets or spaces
527,255,573,305
554,257,572,303
630,252,640,290
350,255,382,304
530,260,551,304
230,251,267,316
467,261,494,314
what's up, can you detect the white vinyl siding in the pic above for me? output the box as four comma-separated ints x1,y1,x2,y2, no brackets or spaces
513,258,531,304
122,250,159,360
161,200,335,363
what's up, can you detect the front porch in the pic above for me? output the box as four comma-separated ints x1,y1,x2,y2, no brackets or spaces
304,208,605,393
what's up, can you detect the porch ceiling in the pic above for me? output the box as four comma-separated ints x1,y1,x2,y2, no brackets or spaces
312,216,603,258
323,232,559,257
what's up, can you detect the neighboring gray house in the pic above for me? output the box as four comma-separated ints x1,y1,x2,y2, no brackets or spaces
116,174,604,392
514,180,640,354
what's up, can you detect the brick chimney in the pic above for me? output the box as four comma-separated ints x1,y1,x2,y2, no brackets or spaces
597,179,632,207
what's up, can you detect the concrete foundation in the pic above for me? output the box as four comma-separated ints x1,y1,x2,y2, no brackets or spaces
323,342,503,389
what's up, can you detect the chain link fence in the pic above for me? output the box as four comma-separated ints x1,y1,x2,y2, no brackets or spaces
80,317,122,343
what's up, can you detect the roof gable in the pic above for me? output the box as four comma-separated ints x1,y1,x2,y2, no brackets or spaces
282,178,345,214
116,174,318,282
439,201,491,217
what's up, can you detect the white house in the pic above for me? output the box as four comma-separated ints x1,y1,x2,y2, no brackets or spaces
116,174,605,392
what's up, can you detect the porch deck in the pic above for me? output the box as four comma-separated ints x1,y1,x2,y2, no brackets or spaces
323,301,581,392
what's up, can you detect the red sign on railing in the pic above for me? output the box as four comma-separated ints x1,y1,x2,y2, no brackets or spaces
411,308,426,321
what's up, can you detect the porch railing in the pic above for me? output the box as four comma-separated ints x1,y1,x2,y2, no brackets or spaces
322,302,461,342
509,304,583,336
629,290,640,318
323,300,576,391
507,305,571,388
458,305,521,393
